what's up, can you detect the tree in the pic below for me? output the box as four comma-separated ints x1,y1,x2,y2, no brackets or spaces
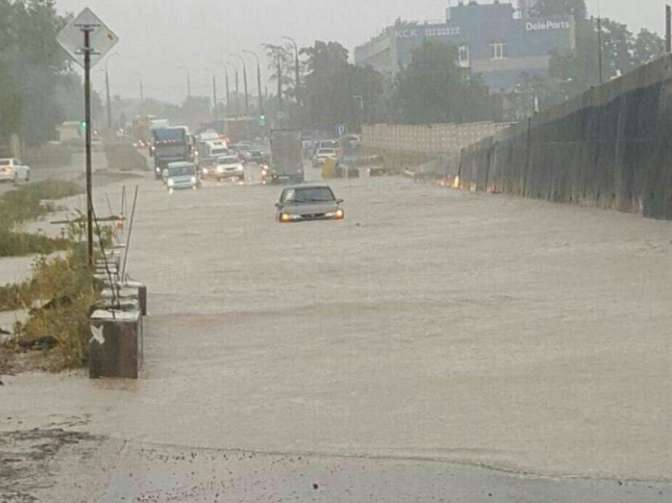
633,29,665,65
301,41,384,130
393,41,493,124
532,0,587,19
0,0,75,144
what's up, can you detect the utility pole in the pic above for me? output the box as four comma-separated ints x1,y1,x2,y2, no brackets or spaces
231,54,249,116
105,66,112,130
83,27,94,266
224,67,231,117
187,70,192,98
235,67,240,117
597,16,603,84
212,75,218,121
56,8,119,268
244,50,264,116
667,5,671,53
104,52,118,131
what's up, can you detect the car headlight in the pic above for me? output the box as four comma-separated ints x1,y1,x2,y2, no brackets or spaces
326,209,345,219
191,176,197,184
280,213,291,222
167,179,175,187
202,168,208,175
216,166,224,173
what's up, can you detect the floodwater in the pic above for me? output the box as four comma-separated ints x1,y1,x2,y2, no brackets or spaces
2,165,672,499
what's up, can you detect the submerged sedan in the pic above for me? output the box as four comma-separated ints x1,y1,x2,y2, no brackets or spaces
275,184,344,223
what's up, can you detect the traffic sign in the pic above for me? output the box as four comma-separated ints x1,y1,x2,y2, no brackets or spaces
57,7,119,69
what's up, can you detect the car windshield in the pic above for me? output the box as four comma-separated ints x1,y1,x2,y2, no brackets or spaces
168,166,194,176
217,157,239,165
153,129,184,142
284,187,335,203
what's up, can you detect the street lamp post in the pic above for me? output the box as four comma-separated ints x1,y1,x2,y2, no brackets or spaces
231,53,249,116
178,65,191,100
283,36,300,105
227,61,240,117
243,49,264,117
104,52,119,130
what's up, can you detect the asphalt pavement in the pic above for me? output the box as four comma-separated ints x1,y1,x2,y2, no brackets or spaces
1,160,671,501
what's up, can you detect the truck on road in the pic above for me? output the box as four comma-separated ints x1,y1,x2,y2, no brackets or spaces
267,129,304,184
150,127,193,179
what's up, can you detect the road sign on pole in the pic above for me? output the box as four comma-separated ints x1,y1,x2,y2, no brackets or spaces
58,8,119,267
57,8,119,68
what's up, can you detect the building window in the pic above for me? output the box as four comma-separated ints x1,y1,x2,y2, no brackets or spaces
458,45,470,67
491,42,506,60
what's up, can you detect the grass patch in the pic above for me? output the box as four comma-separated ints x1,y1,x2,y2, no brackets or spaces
0,180,83,258
0,228,70,258
0,180,83,229
11,242,100,369
0,279,32,311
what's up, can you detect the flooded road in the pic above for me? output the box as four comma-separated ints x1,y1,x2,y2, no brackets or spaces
2,166,672,500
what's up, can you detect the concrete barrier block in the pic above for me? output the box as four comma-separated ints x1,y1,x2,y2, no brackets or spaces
89,309,142,379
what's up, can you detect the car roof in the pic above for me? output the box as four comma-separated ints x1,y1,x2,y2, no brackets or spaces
283,184,333,191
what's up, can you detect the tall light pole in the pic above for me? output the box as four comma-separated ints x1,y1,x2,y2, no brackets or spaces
212,74,218,122
231,53,249,116
283,36,300,105
178,65,191,100
223,65,231,117
596,0,603,85
227,61,240,117
134,72,144,113
243,49,264,116
104,52,119,130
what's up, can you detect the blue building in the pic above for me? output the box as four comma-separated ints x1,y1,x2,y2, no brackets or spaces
354,1,575,93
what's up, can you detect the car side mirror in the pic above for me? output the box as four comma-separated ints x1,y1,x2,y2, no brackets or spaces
275,202,283,209
336,199,344,204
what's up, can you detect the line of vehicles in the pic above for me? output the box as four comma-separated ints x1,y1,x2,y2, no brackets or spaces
143,122,348,223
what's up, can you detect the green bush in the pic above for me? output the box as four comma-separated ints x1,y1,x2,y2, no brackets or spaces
0,280,32,311
0,228,70,258
15,243,98,368
0,180,83,230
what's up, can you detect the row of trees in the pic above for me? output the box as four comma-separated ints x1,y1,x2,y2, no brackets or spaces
261,39,495,130
0,0,98,146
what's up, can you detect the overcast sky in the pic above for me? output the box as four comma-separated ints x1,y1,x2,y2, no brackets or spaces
55,0,667,103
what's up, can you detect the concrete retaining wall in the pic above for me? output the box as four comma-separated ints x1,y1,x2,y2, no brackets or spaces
104,142,149,172
362,122,513,155
459,55,672,220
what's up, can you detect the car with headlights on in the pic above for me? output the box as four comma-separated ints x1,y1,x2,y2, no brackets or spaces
163,162,199,193
312,148,338,168
275,184,344,223
203,155,245,181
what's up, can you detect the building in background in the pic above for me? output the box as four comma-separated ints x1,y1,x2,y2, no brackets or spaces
354,1,574,94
